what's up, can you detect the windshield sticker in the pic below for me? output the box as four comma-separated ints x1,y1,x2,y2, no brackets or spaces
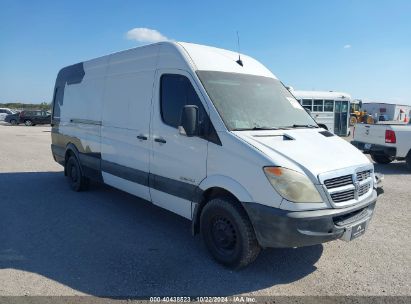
287,97,302,109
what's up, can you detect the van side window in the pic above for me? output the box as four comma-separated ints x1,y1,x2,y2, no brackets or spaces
52,87,61,119
160,74,206,129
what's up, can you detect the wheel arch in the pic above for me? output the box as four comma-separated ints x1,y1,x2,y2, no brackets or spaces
192,175,254,235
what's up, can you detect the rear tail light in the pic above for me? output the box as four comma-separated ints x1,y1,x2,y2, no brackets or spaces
385,130,396,143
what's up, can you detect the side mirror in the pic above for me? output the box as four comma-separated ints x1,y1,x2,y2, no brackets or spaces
179,105,199,137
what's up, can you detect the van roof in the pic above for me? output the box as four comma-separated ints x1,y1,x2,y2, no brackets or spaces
176,42,276,78
78,41,277,79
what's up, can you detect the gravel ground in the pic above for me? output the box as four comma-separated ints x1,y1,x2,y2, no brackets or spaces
0,125,410,297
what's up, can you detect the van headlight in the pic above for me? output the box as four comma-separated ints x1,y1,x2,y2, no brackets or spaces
263,167,323,203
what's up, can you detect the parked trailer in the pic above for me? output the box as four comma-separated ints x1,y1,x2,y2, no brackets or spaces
51,42,378,268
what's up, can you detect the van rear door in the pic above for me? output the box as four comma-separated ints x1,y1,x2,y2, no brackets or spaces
149,71,208,219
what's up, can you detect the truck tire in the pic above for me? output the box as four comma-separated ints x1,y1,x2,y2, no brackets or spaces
350,116,357,125
200,197,261,269
406,152,411,171
66,155,90,191
371,154,394,164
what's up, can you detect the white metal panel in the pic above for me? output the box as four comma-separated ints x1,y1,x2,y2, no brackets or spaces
292,90,351,100
233,128,371,178
177,42,276,78
100,46,159,201
206,131,287,209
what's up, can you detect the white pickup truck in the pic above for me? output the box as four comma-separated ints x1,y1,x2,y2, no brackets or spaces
352,122,411,170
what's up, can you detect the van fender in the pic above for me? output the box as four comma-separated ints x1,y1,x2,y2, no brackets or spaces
198,174,254,203
192,175,254,235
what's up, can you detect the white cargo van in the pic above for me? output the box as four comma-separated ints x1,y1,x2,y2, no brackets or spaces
51,42,378,268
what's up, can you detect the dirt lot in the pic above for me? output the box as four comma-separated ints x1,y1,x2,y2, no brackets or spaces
0,125,410,297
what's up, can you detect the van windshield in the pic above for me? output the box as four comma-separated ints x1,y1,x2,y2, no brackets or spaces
196,71,317,131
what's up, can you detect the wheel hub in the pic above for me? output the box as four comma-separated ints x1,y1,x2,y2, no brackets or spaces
211,218,236,250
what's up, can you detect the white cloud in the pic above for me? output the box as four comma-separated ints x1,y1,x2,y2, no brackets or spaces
343,44,352,49
126,27,169,43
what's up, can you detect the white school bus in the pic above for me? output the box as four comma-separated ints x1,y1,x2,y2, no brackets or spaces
292,90,351,136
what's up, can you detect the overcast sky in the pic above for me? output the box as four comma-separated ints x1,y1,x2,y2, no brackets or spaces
0,0,410,105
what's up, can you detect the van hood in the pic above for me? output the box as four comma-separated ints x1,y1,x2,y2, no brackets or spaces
233,129,371,178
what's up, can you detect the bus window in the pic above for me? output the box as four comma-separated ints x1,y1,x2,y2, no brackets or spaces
302,99,312,111
324,100,334,112
313,99,324,112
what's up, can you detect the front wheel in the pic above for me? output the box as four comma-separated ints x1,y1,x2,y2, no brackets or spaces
10,119,17,125
24,120,33,126
200,197,261,269
371,154,394,164
66,155,90,191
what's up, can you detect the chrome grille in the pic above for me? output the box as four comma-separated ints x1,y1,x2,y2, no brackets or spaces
324,174,353,189
321,168,373,204
357,170,371,182
359,183,371,196
331,189,355,202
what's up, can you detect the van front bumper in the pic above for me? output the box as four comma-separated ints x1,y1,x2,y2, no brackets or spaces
242,191,377,248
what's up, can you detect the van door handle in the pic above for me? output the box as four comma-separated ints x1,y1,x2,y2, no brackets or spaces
137,135,148,140
154,137,166,144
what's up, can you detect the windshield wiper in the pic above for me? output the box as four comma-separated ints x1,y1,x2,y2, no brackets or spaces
232,126,283,131
286,124,319,129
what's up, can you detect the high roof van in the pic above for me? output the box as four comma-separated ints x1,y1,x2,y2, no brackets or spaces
51,42,378,268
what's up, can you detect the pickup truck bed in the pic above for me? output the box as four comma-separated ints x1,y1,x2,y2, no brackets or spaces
351,122,411,170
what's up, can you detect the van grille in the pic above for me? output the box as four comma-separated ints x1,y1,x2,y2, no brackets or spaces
324,175,353,189
357,170,371,182
331,189,355,202
322,169,373,204
359,183,371,196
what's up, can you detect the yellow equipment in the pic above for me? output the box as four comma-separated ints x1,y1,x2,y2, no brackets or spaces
350,100,374,125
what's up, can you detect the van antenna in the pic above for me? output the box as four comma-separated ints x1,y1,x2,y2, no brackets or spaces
236,31,243,67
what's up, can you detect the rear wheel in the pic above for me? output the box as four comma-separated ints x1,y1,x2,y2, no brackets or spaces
200,197,261,269
10,119,17,125
371,154,394,164
24,120,33,126
66,155,89,191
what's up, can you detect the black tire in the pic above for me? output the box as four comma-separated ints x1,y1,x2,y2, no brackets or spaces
10,119,17,125
371,154,394,164
24,119,33,126
66,155,89,191
406,152,411,171
200,197,261,269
